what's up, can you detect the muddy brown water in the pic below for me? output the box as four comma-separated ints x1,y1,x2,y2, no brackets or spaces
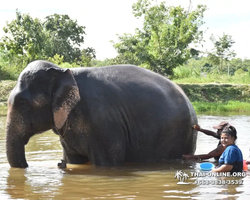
0,115,250,199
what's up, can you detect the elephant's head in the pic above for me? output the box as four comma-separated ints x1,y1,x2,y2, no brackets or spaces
6,60,80,168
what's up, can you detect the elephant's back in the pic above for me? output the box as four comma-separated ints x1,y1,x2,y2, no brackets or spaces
73,64,194,130
72,65,182,97
73,65,190,115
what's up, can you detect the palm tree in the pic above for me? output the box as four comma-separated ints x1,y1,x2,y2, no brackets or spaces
174,170,183,181
182,172,190,182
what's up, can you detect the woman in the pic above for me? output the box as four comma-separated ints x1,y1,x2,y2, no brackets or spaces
182,122,229,161
212,126,243,173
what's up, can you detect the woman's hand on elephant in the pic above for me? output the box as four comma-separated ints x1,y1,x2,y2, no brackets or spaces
192,125,201,131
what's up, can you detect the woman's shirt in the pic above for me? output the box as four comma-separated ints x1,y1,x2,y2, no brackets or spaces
219,144,243,173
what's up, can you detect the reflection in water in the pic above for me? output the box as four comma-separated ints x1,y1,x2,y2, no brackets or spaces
5,164,63,200
0,115,250,199
6,168,27,199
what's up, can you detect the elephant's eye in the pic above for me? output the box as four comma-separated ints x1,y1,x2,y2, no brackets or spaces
19,99,30,111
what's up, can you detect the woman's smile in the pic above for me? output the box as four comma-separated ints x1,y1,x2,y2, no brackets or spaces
220,133,234,147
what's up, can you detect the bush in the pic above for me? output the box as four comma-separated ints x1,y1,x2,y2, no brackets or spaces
0,64,24,80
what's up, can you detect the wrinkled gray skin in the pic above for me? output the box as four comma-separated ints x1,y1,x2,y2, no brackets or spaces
6,60,197,168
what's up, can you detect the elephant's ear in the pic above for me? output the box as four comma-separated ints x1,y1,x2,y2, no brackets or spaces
52,69,80,129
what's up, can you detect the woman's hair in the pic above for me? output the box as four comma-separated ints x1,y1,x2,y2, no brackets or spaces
222,125,237,140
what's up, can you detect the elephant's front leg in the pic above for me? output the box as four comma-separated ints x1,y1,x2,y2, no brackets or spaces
58,137,89,167
62,148,89,165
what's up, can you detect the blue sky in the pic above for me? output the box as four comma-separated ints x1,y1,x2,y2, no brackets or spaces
0,0,250,60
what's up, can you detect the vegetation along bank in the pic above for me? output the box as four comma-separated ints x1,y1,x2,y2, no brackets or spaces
179,83,250,114
0,80,249,116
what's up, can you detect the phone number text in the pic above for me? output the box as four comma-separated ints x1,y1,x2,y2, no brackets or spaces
194,180,244,185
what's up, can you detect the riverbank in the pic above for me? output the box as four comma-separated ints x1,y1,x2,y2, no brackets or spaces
178,83,250,115
0,80,250,116
178,83,250,102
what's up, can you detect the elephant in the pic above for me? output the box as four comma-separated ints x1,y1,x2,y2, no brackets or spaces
6,60,198,168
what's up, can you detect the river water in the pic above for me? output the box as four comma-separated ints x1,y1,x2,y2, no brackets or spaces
0,114,250,199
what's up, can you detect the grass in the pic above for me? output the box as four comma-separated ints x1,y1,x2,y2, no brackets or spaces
0,80,16,102
192,101,250,114
0,104,8,116
173,73,250,84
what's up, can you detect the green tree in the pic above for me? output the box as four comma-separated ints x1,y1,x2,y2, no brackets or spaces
208,33,236,73
0,10,45,65
230,58,242,74
0,11,96,68
91,58,113,67
242,59,250,72
111,33,144,66
112,0,206,76
79,47,96,66
229,58,250,75
44,14,86,63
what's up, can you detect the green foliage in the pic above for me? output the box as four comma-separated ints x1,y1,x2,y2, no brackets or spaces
208,33,236,73
178,83,250,102
43,14,86,63
174,73,250,84
78,47,96,66
0,80,16,101
48,54,64,65
173,65,195,79
173,58,204,79
235,68,246,75
0,10,96,76
192,101,250,114
0,65,21,80
59,62,74,69
111,33,143,66
112,0,206,77
172,55,250,84
0,10,45,64
0,50,26,80
0,104,8,116
91,58,114,67
60,62,79,68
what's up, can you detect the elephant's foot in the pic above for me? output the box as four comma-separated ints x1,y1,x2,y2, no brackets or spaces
57,160,67,169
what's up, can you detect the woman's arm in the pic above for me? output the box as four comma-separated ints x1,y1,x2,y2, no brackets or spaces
182,145,225,160
193,125,220,139
212,164,233,172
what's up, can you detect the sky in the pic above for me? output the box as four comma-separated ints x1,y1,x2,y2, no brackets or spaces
0,0,250,60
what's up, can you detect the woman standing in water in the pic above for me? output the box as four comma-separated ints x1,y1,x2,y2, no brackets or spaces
212,126,243,173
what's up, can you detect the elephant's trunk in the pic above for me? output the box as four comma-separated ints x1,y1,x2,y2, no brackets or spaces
6,126,28,168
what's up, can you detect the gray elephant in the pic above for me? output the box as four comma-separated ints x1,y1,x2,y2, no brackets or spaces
6,60,197,168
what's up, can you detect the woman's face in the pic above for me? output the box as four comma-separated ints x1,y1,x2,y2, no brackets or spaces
220,132,235,147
